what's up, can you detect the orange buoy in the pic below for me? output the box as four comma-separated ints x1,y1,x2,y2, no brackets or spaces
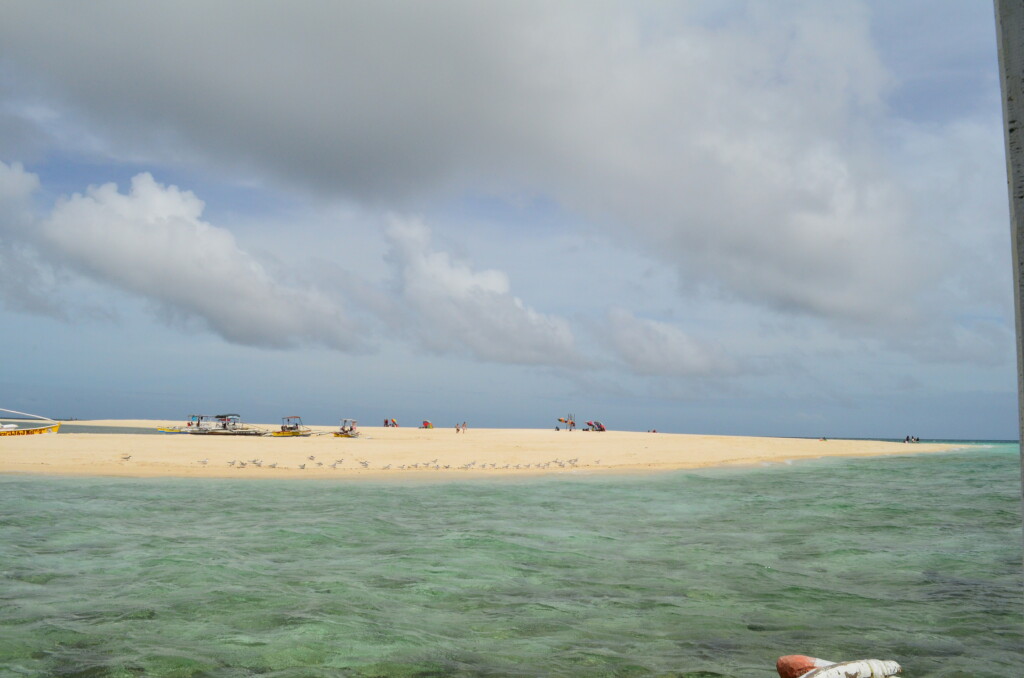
777,656,832,678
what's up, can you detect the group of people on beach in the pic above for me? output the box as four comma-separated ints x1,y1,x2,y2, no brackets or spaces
384,418,468,432
904,435,920,443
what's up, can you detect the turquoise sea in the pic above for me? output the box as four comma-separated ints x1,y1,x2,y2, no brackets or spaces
1,444,1020,677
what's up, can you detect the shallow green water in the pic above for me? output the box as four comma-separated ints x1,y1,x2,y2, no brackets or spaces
1,445,1020,677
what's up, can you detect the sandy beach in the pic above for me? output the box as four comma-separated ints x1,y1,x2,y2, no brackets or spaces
0,419,960,479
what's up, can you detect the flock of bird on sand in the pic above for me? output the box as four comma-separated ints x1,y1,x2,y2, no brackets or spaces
119,454,599,471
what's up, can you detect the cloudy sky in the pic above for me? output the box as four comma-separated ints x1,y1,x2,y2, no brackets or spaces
0,1,1015,438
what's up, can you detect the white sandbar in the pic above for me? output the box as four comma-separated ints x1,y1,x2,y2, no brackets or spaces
0,420,959,479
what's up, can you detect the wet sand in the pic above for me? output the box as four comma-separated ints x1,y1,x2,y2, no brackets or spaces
0,419,960,479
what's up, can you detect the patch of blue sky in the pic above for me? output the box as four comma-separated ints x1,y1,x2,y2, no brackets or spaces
24,150,302,226
431,188,585,241
868,0,999,124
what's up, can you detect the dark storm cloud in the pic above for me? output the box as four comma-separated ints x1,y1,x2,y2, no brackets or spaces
0,1,558,200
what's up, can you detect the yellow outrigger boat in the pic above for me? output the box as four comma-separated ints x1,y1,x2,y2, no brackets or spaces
334,419,359,438
156,414,204,434
271,416,313,437
0,408,61,436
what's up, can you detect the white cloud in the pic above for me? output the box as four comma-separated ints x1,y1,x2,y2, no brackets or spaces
604,308,736,378
0,0,1013,418
0,159,38,205
0,1,956,330
385,217,578,366
3,165,584,365
35,173,362,350
0,160,63,314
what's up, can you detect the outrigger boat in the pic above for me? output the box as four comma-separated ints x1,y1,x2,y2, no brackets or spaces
0,408,61,436
162,413,267,436
202,414,267,436
157,414,206,434
334,419,359,438
271,416,313,437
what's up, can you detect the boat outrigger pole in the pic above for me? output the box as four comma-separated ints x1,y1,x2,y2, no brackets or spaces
0,407,57,423
0,408,60,436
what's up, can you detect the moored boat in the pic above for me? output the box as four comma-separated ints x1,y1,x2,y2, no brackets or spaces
0,408,61,436
333,418,359,438
176,413,267,436
271,416,313,437
157,414,206,434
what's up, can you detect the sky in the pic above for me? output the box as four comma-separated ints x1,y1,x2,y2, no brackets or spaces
0,1,1016,438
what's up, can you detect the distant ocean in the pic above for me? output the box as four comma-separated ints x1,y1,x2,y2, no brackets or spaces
1,444,1020,677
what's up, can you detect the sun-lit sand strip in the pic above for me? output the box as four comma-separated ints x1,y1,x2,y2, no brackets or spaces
0,419,962,479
